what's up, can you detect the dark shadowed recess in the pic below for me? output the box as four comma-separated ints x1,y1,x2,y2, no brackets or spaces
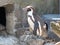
0,7,6,26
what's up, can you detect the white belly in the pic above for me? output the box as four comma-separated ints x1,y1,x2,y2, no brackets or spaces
28,17,43,36
28,17,34,30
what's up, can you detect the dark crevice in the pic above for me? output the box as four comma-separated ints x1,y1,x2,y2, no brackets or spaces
0,7,6,26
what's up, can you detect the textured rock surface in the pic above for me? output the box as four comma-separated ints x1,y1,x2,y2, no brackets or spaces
0,24,5,30
0,36,19,45
27,39,44,45
44,42,55,45
0,31,59,45
0,0,14,6
19,35,44,45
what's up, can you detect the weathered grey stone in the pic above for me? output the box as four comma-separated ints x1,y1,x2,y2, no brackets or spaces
27,39,44,45
15,23,22,29
0,0,14,6
0,36,19,45
6,3,22,35
0,30,7,36
0,24,5,30
20,35,38,41
20,35,44,45
6,12,17,35
20,41,28,45
16,30,33,38
44,42,55,45
24,31,32,35
0,0,22,35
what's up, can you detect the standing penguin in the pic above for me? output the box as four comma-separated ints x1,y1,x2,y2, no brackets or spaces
23,6,48,38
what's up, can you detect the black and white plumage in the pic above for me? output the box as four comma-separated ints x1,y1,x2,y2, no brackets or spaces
23,6,48,37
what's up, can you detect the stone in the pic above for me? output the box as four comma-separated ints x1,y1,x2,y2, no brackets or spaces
44,42,55,45
0,36,19,45
0,0,14,6
20,41,28,45
27,39,44,45
20,35,44,45
0,24,5,30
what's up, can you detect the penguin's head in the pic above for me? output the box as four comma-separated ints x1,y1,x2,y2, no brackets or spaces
23,6,34,14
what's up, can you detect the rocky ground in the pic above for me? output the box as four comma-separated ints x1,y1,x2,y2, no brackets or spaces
0,21,60,45
0,30,59,45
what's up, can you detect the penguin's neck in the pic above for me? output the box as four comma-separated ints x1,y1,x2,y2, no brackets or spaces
27,11,33,17
27,11,35,21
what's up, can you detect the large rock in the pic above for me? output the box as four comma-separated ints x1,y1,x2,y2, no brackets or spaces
20,41,28,45
20,35,44,45
0,24,5,30
0,36,19,45
44,42,55,45
16,30,32,37
27,39,44,45
0,0,14,6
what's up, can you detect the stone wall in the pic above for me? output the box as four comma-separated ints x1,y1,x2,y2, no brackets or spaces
0,0,13,6
4,4,15,35
0,0,26,35
5,4,23,35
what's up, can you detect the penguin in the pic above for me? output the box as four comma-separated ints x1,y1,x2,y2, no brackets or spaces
23,6,48,38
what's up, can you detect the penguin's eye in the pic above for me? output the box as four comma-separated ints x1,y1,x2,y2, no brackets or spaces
27,8,31,12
